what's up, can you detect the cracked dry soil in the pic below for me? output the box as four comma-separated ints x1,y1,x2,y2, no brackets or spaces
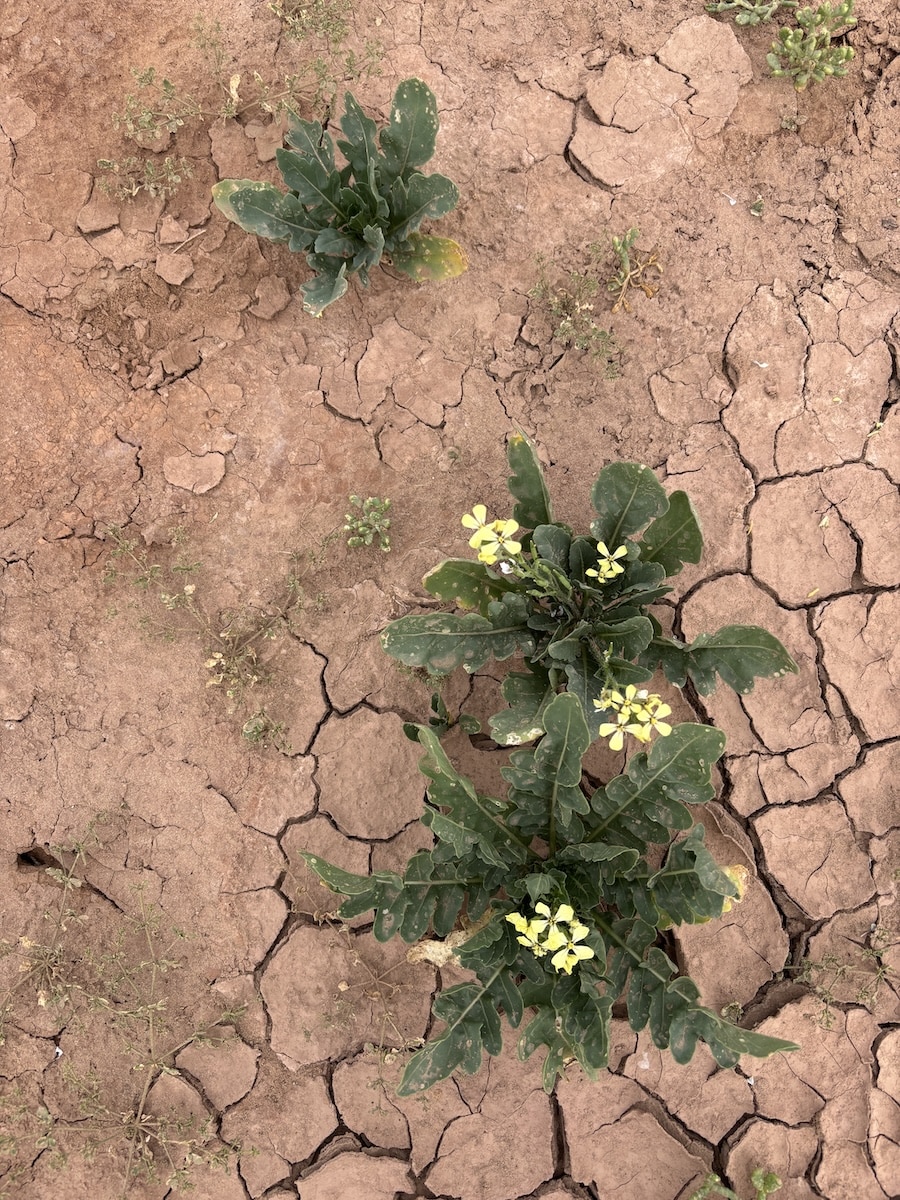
1,1,899,1198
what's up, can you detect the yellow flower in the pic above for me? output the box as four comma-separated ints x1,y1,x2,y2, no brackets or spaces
586,541,628,582
461,507,522,565
505,911,550,954
550,921,595,975
461,503,490,538
595,687,673,749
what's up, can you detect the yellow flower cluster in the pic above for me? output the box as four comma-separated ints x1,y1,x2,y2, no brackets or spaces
593,684,673,752
585,541,628,582
461,505,522,565
505,902,595,975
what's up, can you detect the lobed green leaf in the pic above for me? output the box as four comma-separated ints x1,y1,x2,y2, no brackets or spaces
381,594,533,674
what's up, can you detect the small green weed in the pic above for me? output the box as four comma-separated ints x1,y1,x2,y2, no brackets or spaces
100,13,380,200
97,154,193,201
268,0,352,45
530,249,621,373
344,495,392,552
711,0,856,89
607,228,662,314
792,924,898,1028
766,1,856,89
241,709,292,752
705,0,797,25
103,524,284,714
688,1168,782,1200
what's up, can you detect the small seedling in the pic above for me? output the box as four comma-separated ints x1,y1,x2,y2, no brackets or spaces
212,78,467,316
706,0,797,24
749,196,765,217
242,710,292,752
766,1,856,89
791,924,898,1027
103,525,287,715
269,0,352,45
530,249,621,373
688,1169,782,1200
607,227,662,314
97,154,193,200
344,495,392,552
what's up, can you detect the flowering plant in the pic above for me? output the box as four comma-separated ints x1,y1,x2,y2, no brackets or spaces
303,434,799,1094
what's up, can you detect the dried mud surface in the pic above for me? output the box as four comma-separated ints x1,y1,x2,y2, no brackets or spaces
1,2,899,1198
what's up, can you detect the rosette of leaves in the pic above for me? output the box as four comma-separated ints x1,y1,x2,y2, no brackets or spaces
302,436,800,1096
211,78,466,316
766,1,855,89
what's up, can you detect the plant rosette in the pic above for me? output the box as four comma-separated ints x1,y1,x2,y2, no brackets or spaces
212,77,466,316
304,434,800,1095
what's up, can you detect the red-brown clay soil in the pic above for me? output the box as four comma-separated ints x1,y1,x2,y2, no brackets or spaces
2,2,899,1198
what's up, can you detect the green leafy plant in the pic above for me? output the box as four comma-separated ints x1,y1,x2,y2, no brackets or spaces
344,495,392,551
689,1168,782,1200
766,1,855,88
530,249,620,371
607,227,662,314
302,434,800,1095
212,78,467,316
705,0,797,24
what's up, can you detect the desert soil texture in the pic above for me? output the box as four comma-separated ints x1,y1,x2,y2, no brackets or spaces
1,1,899,1199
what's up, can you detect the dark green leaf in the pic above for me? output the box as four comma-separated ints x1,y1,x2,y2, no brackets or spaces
275,150,344,216
213,181,318,253
417,726,529,867
686,625,799,696
590,615,655,660
381,594,533,674
533,693,590,789
557,843,640,870
397,970,516,1095
591,463,669,546
386,172,459,244
380,78,440,180
284,112,335,175
301,261,348,316
639,635,691,688
507,432,553,530
313,228,360,257
532,524,571,569
490,667,553,746
336,91,379,178
639,490,704,575
423,558,518,616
